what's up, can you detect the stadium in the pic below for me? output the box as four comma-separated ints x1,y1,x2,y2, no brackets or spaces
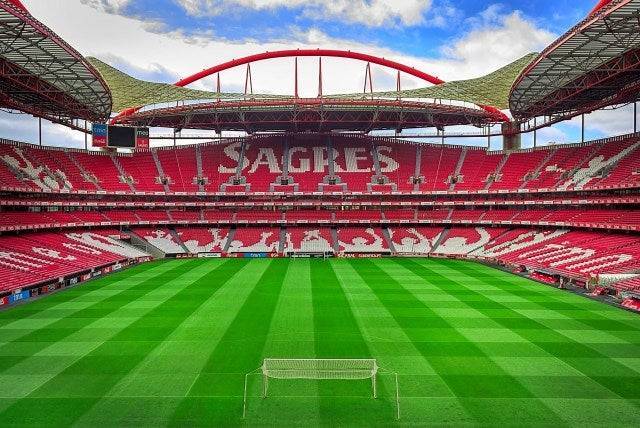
0,0,639,425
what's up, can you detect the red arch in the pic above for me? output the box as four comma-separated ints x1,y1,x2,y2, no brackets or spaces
6,0,28,12
175,49,445,87
112,49,509,123
589,0,614,15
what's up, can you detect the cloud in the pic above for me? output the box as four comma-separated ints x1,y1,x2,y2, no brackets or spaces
174,0,433,27
0,111,86,148
563,104,637,139
80,0,131,14
441,6,555,74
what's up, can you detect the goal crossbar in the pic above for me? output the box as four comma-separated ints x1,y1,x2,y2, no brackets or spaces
263,358,378,379
242,358,399,420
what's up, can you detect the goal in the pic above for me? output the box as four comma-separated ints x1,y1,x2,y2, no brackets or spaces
243,358,399,419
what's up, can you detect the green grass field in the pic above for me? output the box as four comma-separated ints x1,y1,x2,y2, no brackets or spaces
1,258,639,427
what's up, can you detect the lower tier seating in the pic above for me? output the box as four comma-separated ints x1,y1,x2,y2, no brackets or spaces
0,230,149,292
2,226,639,297
284,227,334,253
175,227,230,253
337,227,389,252
133,228,186,254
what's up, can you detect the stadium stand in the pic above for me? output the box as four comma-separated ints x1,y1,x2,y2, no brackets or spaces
228,227,280,253
175,227,230,253
284,227,334,253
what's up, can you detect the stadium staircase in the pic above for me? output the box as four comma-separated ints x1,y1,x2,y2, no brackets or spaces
110,155,136,193
449,147,467,190
151,150,170,193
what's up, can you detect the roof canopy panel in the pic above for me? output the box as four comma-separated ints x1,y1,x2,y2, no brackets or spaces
0,0,111,124
510,0,640,120
115,97,499,133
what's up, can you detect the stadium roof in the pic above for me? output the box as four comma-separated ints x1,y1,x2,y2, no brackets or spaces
510,0,640,121
343,53,537,110
89,54,535,113
112,97,499,133
0,0,112,125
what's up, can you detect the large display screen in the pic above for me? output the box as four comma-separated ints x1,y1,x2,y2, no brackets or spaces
92,125,151,148
108,126,136,148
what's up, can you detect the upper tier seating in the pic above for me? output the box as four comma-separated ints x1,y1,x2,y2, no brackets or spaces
117,152,165,192
490,149,548,190
200,142,239,192
333,138,375,192
70,151,131,192
2,134,640,195
241,137,284,192
156,146,200,193
455,149,503,191
21,146,98,192
418,146,461,191
382,141,417,191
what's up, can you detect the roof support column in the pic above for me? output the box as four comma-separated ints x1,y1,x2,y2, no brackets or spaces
533,117,537,148
581,114,585,143
634,102,637,133
38,117,42,146
84,120,88,150
487,125,490,149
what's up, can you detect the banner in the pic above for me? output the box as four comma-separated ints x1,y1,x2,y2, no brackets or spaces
197,252,222,258
243,252,268,258
9,290,30,304
92,123,108,147
136,127,150,148
0,296,8,306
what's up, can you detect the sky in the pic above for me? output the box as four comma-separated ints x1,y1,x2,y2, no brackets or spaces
3,0,638,149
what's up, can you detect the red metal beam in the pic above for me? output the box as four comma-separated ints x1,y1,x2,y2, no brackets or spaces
175,49,445,87
590,0,614,15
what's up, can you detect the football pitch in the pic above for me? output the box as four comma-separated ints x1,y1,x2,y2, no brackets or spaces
1,257,639,427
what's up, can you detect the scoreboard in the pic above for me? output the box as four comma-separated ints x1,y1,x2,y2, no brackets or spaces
92,124,150,149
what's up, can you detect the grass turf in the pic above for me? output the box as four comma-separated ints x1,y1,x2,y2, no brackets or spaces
0,257,639,427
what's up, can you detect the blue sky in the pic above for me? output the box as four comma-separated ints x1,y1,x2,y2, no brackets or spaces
4,0,635,148
115,0,590,58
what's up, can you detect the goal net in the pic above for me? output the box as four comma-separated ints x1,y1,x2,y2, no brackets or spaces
243,358,399,419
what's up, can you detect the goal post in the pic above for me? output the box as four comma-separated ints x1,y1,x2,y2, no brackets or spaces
242,358,400,420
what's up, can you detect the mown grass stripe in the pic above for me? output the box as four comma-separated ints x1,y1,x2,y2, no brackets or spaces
354,258,566,426
448,259,640,334
403,258,640,402
330,258,475,425
0,259,240,426
0,261,162,325
0,260,195,372
73,259,265,427
168,258,289,426
317,259,395,425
